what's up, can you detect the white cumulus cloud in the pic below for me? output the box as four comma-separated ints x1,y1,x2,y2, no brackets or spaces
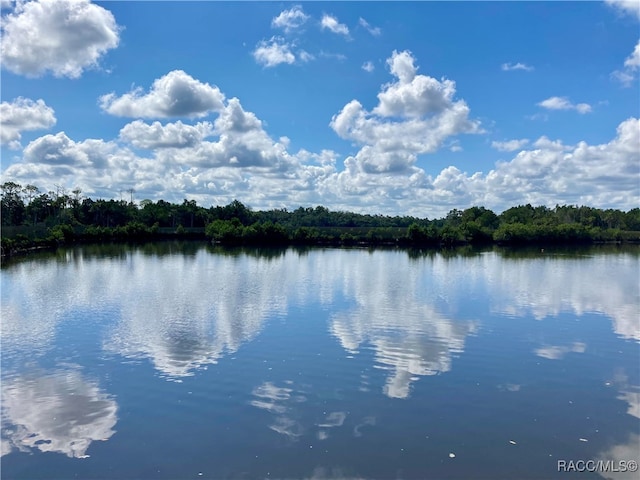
538,96,592,114
8,133,156,198
330,50,480,175
23,132,116,169
4,117,640,218
612,40,640,87
213,98,263,134
99,70,225,118
605,0,640,19
321,14,349,36
253,37,296,67
0,97,56,148
271,5,309,33
322,117,639,216
491,139,530,152
3,92,339,208
23,133,88,167
479,117,640,210
374,50,459,117
0,0,120,78
3,59,638,220
158,98,299,171
119,120,214,149
624,41,640,68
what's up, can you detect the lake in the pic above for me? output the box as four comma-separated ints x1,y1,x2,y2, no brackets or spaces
1,243,638,479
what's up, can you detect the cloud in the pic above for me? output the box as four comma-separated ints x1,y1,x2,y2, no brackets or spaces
358,17,381,36
23,132,104,167
605,0,640,19
213,98,263,134
159,97,301,171
624,41,640,69
271,5,309,33
321,14,349,36
538,96,592,114
0,97,56,149
4,92,338,208
362,61,375,73
99,70,225,118
0,0,120,78
3,68,638,219
612,40,640,87
119,120,214,149
7,132,142,196
299,50,314,62
491,139,530,152
329,50,480,174
476,117,640,211
374,50,459,117
321,117,639,216
611,69,636,86
501,62,534,72
252,36,296,67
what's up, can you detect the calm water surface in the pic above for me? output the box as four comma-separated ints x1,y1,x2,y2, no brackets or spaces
1,243,639,479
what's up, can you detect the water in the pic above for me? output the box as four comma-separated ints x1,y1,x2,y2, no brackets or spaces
1,243,638,479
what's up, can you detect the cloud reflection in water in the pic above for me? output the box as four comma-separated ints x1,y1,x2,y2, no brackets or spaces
1,367,117,459
103,252,290,379
484,253,640,341
328,252,479,398
2,247,637,392
250,381,306,439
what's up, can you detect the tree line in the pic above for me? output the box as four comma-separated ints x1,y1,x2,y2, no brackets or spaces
1,181,639,256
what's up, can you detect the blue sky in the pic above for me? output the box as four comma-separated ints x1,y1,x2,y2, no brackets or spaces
1,0,638,217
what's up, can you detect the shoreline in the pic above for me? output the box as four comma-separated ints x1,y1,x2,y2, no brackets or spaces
2,232,636,262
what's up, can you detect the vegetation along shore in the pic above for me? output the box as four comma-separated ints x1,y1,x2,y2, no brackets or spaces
2,181,639,258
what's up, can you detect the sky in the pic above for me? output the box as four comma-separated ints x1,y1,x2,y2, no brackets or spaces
0,0,639,218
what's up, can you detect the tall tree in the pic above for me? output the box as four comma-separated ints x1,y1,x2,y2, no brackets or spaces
1,181,26,226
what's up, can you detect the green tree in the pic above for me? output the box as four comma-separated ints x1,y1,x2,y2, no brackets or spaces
205,219,243,243
1,181,26,226
26,193,54,225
